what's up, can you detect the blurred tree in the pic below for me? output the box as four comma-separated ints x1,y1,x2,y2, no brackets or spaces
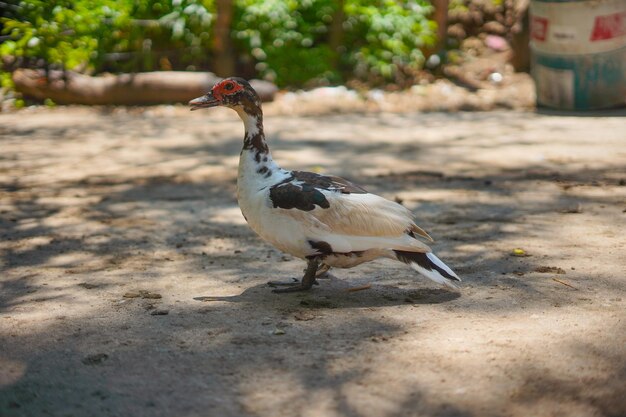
431,0,448,53
344,0,436,85
233,0,338,85
1,0,437,88
0,0,215,73
328,0,345,70
232,0,436,86
213,0,235,76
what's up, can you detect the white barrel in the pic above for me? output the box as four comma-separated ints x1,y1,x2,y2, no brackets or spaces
530,0,626,110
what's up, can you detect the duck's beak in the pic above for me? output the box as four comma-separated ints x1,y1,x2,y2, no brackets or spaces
189,92,220,111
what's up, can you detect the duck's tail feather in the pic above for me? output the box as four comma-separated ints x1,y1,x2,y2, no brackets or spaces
394,250,461,289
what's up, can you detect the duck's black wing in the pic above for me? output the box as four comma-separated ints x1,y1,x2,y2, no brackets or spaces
268,170,368,211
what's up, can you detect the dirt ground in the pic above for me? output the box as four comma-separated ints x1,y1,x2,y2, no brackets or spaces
0,103,625,417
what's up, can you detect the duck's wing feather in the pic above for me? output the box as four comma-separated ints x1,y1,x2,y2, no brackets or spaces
268,171,433,249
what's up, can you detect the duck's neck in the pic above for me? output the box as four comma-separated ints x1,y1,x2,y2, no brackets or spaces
235,107,280,181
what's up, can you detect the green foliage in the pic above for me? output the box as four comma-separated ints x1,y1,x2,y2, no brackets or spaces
234,0,337,85
0,71,14,90
345,0,436,83
234,0,436,86
108,0,214,72
1,0,122,71
448,0,469,13
1,0,436,87
0,0,214,72
233,0,338,85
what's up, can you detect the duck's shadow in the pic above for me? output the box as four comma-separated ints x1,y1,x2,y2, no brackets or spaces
194,275,460,310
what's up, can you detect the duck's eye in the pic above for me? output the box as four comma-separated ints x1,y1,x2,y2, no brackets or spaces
224,83,234,91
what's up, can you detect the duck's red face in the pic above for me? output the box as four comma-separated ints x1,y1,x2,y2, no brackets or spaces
189,78,250,110
212,79,244,100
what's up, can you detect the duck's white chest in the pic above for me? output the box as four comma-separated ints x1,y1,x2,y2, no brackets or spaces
237,152,311,257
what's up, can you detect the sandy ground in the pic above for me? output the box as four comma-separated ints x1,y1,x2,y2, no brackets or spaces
0,105,625,417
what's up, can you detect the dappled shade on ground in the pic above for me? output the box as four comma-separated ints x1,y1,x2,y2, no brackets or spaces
0,108,625,417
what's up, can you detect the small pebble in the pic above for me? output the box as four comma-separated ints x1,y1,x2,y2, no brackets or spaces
123,292,140,298
535,266,565,274
82,353,108,365
294,312,316,321
142,292,162,299
78,283,99,289
150,309,169,316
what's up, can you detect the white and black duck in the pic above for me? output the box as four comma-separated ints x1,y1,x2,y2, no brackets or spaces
189,77,460,293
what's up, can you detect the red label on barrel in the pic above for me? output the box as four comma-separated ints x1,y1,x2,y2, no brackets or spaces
531,16,549,41
590,12,626,41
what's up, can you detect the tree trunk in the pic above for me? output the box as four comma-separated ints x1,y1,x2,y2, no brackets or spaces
12,69,277,105
328,0,346,70
431,0,449,53
213,0,236,77
510,0,530,72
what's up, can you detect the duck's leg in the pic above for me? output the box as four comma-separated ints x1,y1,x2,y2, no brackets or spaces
267,260,329,288
271,258,320,293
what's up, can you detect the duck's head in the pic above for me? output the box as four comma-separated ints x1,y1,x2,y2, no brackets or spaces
189,77,261,114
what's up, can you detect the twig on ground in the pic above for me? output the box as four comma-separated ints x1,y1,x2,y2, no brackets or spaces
346,284,372,292
552,278,577,290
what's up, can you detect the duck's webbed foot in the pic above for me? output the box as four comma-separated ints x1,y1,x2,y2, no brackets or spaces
267,277,317,287
315,263,332,278
271,258,320,293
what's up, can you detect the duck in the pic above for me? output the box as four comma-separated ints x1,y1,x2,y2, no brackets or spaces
189,77,460,293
